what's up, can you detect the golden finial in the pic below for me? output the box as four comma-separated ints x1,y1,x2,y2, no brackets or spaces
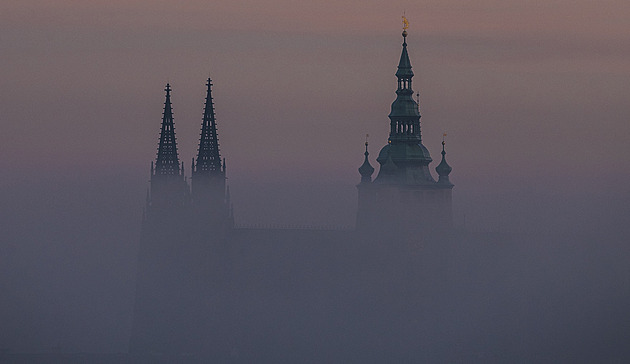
365,134,369,146
442,132,447,145
402,14,409,38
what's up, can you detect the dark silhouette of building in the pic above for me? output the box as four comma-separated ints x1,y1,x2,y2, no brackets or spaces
356,29,453,232
130,29,455,360
191,79,232,229
148,83,189,210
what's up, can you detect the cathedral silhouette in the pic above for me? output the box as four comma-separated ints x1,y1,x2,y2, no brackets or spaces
130,29,455,361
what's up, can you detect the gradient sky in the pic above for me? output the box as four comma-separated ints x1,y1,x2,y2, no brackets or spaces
2,0,629,227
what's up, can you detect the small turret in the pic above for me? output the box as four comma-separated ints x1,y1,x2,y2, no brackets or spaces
436,139,453,185
358,140,375,183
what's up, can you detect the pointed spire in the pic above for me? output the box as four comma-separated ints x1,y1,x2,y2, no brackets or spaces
396,30,414,79
154,83,181,176
436,136,453,185
376,21,434,184
388,23,421,144
358,136,375,183
194,78,222,175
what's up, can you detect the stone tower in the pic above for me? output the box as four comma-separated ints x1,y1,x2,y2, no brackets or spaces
148,83,189,211
191,78,232,229
131,81,234,355
356,28,453,232
131,83,193,354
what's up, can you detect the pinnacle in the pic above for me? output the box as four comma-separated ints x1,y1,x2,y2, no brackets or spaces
194,78,222,175
154,83,180,176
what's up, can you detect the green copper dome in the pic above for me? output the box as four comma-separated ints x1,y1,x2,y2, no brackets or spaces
376,143,432,165
390,97,420,118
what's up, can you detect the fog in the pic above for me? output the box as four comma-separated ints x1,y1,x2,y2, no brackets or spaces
1,168,629,362
2,0,630,362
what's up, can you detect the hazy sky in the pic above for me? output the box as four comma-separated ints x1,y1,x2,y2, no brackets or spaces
1,0,629,226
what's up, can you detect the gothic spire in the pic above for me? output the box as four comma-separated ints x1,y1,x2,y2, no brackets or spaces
194,78,222,176
154,83,181,176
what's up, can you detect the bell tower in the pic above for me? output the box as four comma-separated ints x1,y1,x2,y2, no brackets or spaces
356,20,454,232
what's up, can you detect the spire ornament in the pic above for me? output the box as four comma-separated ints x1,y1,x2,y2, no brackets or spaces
402,15,409,39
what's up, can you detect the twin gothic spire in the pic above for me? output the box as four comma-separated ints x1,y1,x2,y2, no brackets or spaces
153,79,224,180
149,79,231,224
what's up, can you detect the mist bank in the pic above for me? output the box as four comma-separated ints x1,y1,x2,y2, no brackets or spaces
1,170,628,359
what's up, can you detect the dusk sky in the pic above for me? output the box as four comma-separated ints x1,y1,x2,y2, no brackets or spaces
2,0,629,227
